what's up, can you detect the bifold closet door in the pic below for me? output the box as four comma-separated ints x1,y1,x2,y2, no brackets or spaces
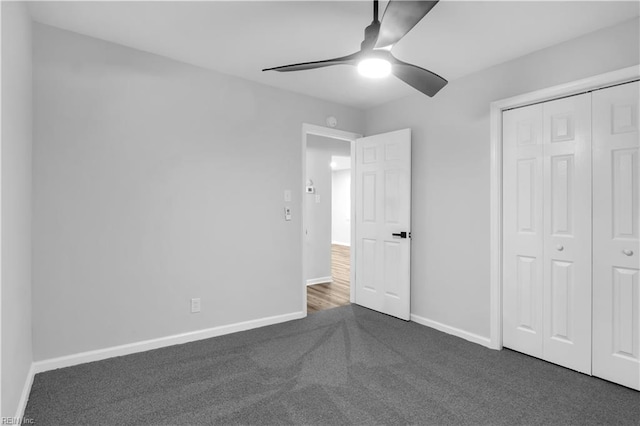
503,93,592,374
542,94,592,374
592,81,640,390
503,104,544,358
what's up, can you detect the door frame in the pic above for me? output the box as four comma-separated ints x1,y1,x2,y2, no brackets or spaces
301,123,362,315
488,65,640,350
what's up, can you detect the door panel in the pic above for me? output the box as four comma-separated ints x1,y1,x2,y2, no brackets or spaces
361,239,377,291
516,255,537,332
503,104,544,357
362,173,377,222
612,149,638,238
612,267,638,358
355,129,411,320
517,159,537,232
549,155,574,234
383,241,402,298
542,93,592,374
592,81,640,390
550,259,573,342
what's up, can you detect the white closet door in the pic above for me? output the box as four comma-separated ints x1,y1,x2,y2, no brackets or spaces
542,93,592,374
592,81,640,390
503,104,545,357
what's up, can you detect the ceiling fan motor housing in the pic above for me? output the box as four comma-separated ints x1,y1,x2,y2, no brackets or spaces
361,21,381,51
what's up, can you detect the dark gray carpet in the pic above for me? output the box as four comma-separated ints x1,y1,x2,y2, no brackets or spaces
25,305,639,425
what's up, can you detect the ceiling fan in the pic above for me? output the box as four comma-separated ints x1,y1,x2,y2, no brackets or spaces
263,0,447,97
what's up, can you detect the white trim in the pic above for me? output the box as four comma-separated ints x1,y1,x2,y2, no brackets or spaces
349,137,357,304
489,65,640,351
411,314,492,349
15,364,35,420
331,241,351,247
306,276,333,286
302,123,361,142
491,66,640,113
489,102,503,350
32,311,304,374
302,124,361,312
0,4,3,415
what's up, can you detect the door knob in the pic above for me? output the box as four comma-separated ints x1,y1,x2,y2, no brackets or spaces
556,245,564,251
622,249,634,256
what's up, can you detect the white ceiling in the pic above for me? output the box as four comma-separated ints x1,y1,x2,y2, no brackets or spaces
28,1,639,110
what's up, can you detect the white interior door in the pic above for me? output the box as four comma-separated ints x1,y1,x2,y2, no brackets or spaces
355,129,411,320
502,104,545,358
592,81,640,390
542,93,592,374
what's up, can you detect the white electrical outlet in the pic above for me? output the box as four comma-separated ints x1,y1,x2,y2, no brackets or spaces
191,298,201,313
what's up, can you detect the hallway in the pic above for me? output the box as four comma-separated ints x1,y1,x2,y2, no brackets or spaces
307,244,350,313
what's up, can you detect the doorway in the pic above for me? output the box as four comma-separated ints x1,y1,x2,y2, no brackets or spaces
301,124,413,320
304,134,353,313
301,124,360,315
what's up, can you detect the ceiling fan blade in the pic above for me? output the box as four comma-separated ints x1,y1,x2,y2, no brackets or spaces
375,1,439,49
391,57,447,97
263,52,360,72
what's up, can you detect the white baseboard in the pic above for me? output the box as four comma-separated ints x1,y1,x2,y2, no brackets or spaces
15,363,36,420
331,241,350,247
410,314,493,349
32,311,305,374
306,276,332,286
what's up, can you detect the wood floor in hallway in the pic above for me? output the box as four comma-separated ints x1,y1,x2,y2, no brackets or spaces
307,244,350,314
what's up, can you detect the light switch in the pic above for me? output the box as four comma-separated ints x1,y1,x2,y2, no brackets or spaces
284,190,291,202
284,206,292,221
191,298,201,313
315,194,321,203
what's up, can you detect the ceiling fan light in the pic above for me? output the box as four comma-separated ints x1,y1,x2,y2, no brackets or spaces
357,58,391,78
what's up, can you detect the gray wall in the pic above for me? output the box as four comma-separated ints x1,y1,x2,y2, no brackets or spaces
1,2,33,417
331,169,351,246
364,17,640,338
305,136,350,282
32,24,364,361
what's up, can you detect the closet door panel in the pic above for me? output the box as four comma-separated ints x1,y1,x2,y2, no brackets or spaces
542,93,592,374
503,104,544,357
593,81,640,390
